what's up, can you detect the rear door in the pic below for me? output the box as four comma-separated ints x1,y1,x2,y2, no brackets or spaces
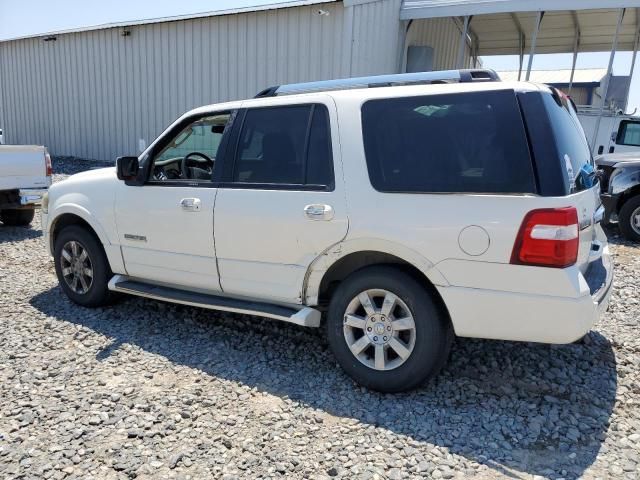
213,98,348,304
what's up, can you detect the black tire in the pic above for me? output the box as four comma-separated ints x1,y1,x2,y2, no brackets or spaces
0,208,35,226
53,225,113,307
326,266,453,393
619,195,640,242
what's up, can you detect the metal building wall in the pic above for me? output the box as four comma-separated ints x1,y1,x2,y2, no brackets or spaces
0,0,447,161
0,2,359,161
349,0,404,75
406,17,473,70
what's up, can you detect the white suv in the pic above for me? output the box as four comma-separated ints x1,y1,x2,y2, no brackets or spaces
42,69,613,392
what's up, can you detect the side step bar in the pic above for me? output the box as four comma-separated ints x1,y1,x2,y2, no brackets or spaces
108,275,321,327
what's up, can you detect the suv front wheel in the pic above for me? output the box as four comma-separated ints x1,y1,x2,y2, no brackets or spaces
326,266,452,392
54,225,114,307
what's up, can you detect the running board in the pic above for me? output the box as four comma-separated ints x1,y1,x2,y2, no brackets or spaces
107,275,321,327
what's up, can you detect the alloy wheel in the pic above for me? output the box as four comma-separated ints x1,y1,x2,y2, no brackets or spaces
343,289,417,371
60,240,94,295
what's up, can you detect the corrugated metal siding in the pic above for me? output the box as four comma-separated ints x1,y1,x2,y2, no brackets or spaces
0,2,358,161
350,0,403,75
406,17,474,70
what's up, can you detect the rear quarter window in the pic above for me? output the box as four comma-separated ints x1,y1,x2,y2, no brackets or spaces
542,92,594,192
361,90,535,194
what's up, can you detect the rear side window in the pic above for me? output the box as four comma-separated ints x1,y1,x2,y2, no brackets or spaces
616,120,640,147
232,104,333,189
542,93,594,192
361,90,535,194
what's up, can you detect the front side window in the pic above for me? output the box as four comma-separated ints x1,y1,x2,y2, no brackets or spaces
361,90,535,194
150,113,230,182
231,104,333,189
617,120,640,147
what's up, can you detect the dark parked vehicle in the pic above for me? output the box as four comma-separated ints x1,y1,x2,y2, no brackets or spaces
596,153,640,241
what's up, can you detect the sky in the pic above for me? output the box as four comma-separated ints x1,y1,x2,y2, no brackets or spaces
0,0,288,41
482,51,640,113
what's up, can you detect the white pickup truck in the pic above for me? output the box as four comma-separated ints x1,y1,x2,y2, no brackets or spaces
0,145,52,226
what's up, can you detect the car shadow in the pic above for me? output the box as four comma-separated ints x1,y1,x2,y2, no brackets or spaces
0,223,42,243
30,286,617,479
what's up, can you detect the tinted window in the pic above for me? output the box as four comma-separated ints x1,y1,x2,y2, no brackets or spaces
306,106,333,186
617,120,640,146
361,90,535,194
542,93,594,192
232,104,333,188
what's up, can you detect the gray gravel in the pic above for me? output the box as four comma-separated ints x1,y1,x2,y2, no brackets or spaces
0,157,639,479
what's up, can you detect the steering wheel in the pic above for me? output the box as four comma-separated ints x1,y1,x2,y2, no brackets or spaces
181,152,213,179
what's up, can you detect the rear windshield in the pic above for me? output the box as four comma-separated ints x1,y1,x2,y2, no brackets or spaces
361,90,535,194
542,92,594,193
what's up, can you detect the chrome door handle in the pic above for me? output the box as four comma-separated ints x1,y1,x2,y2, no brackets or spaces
180,197,201,212
304,204,334,221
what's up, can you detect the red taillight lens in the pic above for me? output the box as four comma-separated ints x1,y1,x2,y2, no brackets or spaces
511,207,579,268
45,152,52,177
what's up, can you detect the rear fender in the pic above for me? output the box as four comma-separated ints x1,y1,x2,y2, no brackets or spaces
302,238,449,305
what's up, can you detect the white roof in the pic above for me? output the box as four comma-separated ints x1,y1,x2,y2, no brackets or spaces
401,1,640,54
498,68,607,84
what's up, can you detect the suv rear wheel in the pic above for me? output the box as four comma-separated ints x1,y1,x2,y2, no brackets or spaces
0,209,35,226
54,225,113,307
326,266,452,392
619,195,640,242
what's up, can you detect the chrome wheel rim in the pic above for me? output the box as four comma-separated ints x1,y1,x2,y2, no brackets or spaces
60,240,94,294
631,206,640,235
343,289,416,371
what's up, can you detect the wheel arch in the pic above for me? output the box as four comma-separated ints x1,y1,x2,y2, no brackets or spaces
48,207,126,274
304,239,450,311
49,207,108,251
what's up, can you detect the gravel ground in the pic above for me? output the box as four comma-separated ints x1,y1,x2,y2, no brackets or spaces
0,157,639,480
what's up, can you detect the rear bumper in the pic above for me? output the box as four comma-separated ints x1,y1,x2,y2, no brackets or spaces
438,248,614,344
19,188,47,206
0,188,47,209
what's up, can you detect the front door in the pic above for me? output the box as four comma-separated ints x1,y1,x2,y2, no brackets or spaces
214,99,348,303
613,119,640,154
115,112,233,292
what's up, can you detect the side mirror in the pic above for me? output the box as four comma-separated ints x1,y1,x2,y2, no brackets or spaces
116,156,139,181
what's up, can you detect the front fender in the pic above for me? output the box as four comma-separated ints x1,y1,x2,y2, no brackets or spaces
46,200,127,275
302,238,449,305
48,203,111,246
610,165,640,195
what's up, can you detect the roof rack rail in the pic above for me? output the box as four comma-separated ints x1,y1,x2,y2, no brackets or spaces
255,69,500,98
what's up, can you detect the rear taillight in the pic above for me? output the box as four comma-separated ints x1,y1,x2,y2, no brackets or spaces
511,207,579,268
45,152,52,177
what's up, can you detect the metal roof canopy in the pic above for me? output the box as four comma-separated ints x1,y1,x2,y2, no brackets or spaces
401,1,640,148
401,1,640,55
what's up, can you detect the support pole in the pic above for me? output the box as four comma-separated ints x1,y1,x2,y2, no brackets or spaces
526,11,544,81
518,35,524,80
568,11,580,95
592,8,625,150
511,13,525,80
625,9,640,110
456,16,470,69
